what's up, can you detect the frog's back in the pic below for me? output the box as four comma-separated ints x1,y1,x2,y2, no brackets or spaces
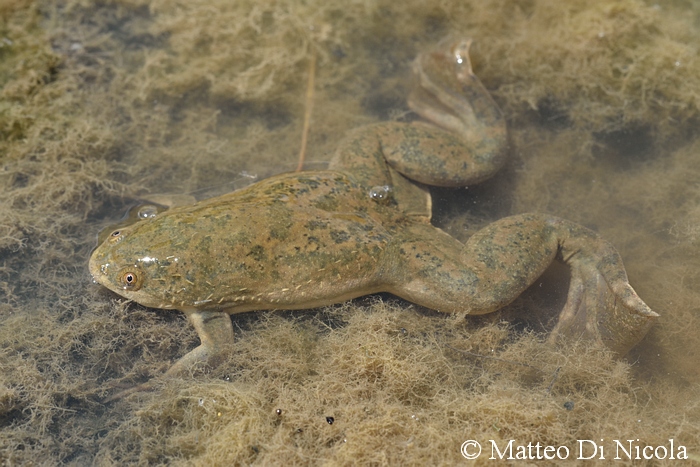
97,171,395,312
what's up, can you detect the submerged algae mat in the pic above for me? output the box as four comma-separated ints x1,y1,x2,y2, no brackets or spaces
1,0,700,464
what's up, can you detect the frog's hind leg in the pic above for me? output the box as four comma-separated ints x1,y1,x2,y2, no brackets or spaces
544,221,659,355
381,37,508,187
387,214,657,355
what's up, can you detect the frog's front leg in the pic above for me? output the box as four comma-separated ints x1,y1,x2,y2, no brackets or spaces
385,214,658,355
104,310,233,402
166,310,235,375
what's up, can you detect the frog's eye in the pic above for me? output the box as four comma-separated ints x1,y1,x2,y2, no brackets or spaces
108,230,124,244
119,268,143,291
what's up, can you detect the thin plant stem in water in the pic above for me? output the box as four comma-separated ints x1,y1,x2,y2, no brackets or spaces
296,51,316,172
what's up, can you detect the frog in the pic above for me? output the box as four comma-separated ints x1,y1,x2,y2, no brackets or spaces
89,37,658,400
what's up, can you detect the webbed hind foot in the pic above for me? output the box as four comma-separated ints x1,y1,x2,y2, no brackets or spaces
548,256,658,356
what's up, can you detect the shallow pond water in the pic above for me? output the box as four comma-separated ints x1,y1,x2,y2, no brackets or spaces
1,0,699,464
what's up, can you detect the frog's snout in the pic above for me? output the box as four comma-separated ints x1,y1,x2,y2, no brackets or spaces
88,250,109,288
88,259,103,286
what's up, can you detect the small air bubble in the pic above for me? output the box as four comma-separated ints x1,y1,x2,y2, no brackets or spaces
138,205,158,219
369,185,392,203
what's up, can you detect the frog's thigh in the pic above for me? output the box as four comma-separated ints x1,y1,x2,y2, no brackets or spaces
165,310,234,377
378,121,505,187
388,215,558,314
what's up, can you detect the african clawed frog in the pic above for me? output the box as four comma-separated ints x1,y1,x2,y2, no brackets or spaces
90,38,658,400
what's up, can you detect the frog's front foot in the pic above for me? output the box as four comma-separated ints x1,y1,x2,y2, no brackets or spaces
102,310,234,402
102,380,157,403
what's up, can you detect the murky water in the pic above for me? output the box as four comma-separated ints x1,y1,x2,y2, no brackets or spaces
1,0,698,464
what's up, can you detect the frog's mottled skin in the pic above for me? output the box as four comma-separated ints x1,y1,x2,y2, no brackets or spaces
90,38,658,400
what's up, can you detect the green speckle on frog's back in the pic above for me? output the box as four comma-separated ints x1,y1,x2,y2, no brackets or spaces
91,37,657,401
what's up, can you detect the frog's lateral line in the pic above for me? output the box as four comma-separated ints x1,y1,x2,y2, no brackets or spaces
90,37,658,402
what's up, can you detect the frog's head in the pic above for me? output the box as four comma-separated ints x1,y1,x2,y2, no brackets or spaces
89,225,177,310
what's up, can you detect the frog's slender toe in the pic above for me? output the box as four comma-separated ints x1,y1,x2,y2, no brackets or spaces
102,380,156,403
548,261,659,356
